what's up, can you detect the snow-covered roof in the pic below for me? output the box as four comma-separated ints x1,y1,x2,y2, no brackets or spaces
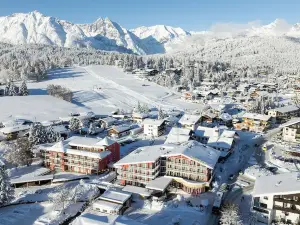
132,112,149,119
110,125,131,133
114,141,220,169
52,125,68,134
143,119,165,126
280,117,300,128
194,126,219,138
207,137,234,150
10,174,54,184
178,114,201,125
253,172,300,197
270,105,299,114
145,176,173,192
220,113,233,121
68,136,116,148
72,213,146,225
122,185,153,197
165,127,191,144
99,189,132,204
47,137,113,159
0,124,31,134
92,199,123,211
242,113,271,121
100,117,117,124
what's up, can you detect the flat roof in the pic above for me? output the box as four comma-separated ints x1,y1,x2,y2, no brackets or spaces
122,185,153,197
10,174,54,184
114,141,220,169
92,199,123,211
146,177,173,192
253,172,300,197
99,189,132,204
143,119,165,126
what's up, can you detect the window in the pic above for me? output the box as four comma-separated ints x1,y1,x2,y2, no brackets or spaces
263,196,268,200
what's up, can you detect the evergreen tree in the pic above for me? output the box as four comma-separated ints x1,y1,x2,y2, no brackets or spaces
69,117,81,132
158,108,166,120
47,126,61,143
28,123,48,145
4,137,33,166
19,80,29,96
88,122,96,135
0,167,14,206
220,203,243,225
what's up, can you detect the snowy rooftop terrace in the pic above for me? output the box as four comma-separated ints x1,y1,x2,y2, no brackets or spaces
114,141,220,169
253,172,300,197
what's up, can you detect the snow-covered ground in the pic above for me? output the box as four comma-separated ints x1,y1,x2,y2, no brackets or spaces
27,66,201,114
0,95,88,123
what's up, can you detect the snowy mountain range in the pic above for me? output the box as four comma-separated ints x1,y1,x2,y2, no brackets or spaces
0,11,190,55
1,11,300,59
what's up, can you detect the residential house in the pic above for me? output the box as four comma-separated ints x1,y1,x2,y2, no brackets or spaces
253,173,300,224
132,112,149,123
114,141,220,195
268,105,300,123
0,124,31,140
108,125,132,138
143,119,166,137
235,113,271,132
280,118,300,143
194,126,238,157
43,136,120,174
100,117,117,128
178,114,201,131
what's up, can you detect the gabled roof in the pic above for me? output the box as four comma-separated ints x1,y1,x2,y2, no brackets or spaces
271,105,299,114
114,141,220,169
97,137,115,146
110,125,131,133
280,117,300,128
178,114,201,125
242,113,271,121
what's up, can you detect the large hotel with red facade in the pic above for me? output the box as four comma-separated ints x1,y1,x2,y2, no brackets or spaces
114,141,220,195
42,136,120,174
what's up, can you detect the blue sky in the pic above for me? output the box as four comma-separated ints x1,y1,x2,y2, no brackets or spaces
0,0,299,31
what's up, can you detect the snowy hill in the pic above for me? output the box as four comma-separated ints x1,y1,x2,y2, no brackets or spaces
0,11,190,55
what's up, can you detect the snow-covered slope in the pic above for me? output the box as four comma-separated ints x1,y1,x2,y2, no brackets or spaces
0,11,145,54
131,25,191,54
0,11,191,55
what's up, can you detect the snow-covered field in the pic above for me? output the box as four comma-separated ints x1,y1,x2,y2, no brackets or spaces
0,95,88,122
28,66,201,114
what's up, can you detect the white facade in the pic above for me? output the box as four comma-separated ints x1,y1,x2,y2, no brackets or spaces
143,119,165,137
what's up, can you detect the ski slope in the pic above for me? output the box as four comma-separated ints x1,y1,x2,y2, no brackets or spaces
28,65,201,114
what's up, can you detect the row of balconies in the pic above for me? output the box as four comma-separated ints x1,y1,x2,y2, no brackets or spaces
121,163,160,171
166,161,201,167
117,176,151,184
166,167,207,174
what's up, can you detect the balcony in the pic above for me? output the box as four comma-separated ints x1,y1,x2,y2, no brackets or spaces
273,205,300,214
274,197,300,206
